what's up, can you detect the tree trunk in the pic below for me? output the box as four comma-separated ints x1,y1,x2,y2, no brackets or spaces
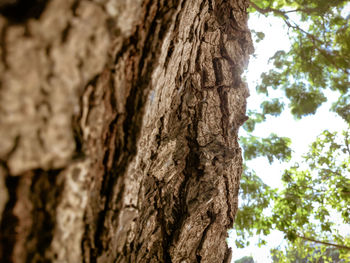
0,0,253,262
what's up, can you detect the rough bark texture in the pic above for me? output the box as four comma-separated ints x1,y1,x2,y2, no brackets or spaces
0,0,253,262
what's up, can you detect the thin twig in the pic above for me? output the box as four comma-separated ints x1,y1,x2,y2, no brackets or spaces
344,131,350,157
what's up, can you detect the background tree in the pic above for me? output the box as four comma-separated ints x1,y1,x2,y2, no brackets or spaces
235,0,350,261
234,255,254,263
270,129,350,261
0,0,253,262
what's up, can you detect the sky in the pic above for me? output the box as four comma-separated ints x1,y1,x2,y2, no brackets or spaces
228,10,349,263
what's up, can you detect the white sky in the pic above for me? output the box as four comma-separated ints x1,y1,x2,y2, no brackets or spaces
229,11,348,263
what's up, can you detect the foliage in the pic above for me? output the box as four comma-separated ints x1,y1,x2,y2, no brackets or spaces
240,134,291,164
235,165,276,248
248,0,350,123
271,129,350,260
235,0,350,261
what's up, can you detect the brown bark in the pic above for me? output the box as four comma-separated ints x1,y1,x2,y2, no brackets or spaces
0,0,253,262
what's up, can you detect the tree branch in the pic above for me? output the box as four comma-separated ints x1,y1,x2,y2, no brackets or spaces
297,234,350,251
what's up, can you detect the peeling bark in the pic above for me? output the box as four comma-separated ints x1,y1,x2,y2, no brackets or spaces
0,0,253,262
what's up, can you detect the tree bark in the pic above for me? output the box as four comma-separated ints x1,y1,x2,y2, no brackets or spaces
0,0,253,262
